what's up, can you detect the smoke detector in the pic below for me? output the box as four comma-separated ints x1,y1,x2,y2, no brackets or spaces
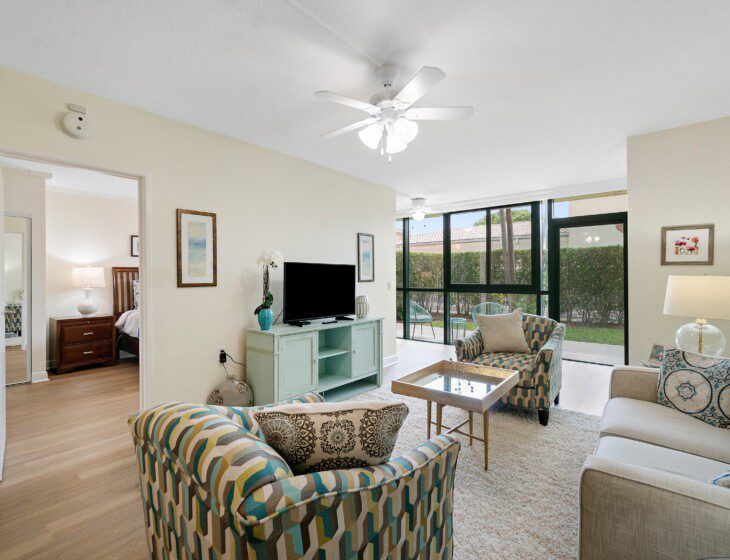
61,103,94,139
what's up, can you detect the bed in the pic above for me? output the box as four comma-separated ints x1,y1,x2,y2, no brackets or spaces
112,266,140,359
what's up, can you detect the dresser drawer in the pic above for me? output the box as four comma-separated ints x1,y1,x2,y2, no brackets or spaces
62,322,113,344
61,340,113,364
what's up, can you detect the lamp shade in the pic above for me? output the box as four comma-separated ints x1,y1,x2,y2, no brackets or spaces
72,266,106,288
663,275,730,320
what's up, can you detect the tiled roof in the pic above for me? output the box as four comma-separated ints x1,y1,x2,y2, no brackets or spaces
398,222,532,246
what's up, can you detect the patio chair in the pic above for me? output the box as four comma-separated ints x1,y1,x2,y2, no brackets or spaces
410,300,436,338
470,301,508,323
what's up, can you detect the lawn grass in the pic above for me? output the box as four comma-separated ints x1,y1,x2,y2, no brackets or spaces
564,325,624,345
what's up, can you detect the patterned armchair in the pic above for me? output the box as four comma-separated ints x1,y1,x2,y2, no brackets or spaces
455,313,565,426
129,392,460,559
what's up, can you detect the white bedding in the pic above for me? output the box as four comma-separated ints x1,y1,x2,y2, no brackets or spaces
116,309,141,338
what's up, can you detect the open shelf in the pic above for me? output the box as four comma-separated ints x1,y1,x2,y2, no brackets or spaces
318,346,349,360
322,376,379,401
317,372,354,392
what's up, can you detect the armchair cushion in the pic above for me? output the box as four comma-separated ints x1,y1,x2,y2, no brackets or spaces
254,400,409,474
476,309,530,353
472,352,535,386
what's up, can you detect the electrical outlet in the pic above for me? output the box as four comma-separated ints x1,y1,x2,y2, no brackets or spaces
219,349,227,364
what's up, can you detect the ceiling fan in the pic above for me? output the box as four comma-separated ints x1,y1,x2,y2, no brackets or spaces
315,65,473,159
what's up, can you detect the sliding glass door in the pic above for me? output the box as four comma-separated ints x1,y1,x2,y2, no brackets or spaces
549,213,627,365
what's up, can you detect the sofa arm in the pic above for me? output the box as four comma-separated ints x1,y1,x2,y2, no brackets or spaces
238,434,460,526
455,330,483,361
580,456,730,560
609,366,659,402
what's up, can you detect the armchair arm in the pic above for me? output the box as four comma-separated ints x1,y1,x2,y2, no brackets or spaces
455,330,483,361
238,434,460,526
609,366,659,402
580,456,730,559
532,322,565,402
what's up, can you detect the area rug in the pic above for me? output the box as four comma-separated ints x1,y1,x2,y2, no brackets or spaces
353,386,600,560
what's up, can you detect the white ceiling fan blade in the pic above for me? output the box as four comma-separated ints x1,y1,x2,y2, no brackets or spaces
314,91,381,115
321,117,379,139
403,107,474,120
393,67,446,108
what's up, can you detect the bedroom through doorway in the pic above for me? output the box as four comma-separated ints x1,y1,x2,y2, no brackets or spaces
0,154,145,480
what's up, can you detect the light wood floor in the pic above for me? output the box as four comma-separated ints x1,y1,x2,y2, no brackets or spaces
5,345,29,385
0,359,147,560
0,342,610,559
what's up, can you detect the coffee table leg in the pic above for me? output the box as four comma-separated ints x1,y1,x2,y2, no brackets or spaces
482,410,489,471
436,404,443,436
468,412,473,446
427,401,432,439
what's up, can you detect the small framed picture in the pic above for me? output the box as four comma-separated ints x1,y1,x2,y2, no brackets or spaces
176,209,217,287
357,233,374,282
661,224,714,265
647,343,665,367
130,235,140,257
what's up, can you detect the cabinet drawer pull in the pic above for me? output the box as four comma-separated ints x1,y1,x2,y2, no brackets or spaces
83,351,94,355
83,332,94,336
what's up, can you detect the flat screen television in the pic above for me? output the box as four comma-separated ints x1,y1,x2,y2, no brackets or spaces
283,262,356,323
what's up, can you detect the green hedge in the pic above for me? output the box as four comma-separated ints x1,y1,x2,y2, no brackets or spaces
397,245,623,326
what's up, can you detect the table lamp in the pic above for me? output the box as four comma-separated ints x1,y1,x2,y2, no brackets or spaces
663,275,730,356
72,266,106,317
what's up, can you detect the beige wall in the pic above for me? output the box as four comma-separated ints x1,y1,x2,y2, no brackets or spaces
2,166,47,378
628,117,730,364
0,67,396,405
45,190,138,365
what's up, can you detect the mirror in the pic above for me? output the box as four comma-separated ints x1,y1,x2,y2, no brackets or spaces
5,216,31,385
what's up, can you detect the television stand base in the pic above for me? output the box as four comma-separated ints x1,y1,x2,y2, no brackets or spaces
287,320,311,327
335,315,355,321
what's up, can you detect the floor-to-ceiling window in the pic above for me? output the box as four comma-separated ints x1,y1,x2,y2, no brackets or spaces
396,201,546,345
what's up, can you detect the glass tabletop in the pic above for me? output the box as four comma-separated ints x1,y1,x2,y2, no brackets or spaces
411,371,500,399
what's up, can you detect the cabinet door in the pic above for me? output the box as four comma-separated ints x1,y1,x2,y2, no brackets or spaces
278,333,317,399
352,322,379,378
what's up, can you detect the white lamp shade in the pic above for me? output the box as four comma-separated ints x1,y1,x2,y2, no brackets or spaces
72,266,106,288
392,118,419,144
358,122,384,150
663,275,730,321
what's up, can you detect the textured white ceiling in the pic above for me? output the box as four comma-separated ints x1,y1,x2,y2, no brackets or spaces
1,1,729,210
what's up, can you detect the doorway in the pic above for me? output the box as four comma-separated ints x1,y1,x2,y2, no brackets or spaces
549,213,628,365
4,216,31,385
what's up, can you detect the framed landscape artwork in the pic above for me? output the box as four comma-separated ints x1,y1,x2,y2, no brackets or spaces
661,224,714,265
130,235,140,257
176,209,217,287
357,233,374,282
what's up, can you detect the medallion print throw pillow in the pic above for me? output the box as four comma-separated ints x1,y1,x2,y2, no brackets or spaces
254,400,409,474
658,349,730,428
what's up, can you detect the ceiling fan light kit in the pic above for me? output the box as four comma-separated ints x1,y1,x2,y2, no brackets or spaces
315,65,473,160
411,198,429,221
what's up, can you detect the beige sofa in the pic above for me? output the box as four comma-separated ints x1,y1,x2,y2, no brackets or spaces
579,366,730,560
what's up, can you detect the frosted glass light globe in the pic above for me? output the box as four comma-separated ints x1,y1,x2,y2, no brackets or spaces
676,321,726,357
392,118,419,144
385,132,407,154
358,122,384,150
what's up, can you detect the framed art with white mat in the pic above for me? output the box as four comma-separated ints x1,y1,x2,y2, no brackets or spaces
176,209,217,287
357,233,374,282
661,224,714,265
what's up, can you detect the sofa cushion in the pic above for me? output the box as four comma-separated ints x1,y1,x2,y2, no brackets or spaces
254,400,409,474
601,397,730,464
595,436,729,484
477,309,531,353
657,349,730,429
472,352,535,386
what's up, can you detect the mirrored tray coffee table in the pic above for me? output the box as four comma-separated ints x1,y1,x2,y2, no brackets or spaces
391,360,519,470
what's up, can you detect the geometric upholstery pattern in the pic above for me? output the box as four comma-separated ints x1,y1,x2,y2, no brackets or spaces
455,313,565,412
129,393,461,559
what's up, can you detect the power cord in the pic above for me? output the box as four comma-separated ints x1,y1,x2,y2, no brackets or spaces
221,351,244,366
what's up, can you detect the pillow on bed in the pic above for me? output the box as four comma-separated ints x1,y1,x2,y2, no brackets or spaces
132,279,140,309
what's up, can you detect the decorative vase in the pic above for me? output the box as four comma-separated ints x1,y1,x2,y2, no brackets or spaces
258,308,273,331
355,295,370,318
207,378,254,407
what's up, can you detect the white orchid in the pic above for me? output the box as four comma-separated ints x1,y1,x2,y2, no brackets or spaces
256,249,283,268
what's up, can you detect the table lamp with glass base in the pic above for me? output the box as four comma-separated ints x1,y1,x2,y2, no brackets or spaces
664,275,730,357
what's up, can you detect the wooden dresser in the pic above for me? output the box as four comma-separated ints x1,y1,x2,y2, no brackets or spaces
50,315,116,374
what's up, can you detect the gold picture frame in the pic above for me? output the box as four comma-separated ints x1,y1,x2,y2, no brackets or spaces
660,224,714,266
176,209,217,287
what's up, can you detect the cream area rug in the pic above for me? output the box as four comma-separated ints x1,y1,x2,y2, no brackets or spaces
354,386,600,560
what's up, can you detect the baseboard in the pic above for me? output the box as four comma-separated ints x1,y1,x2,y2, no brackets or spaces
383,354,398,367
31,370,49,383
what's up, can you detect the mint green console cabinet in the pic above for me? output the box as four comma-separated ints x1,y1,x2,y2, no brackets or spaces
245,318,383,405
